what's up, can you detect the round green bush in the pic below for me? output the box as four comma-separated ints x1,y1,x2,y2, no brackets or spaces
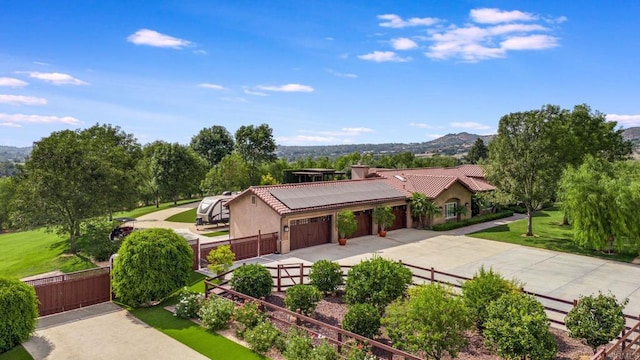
233,301,266,338
342,303,381,339
111,228,192,307
244,321,283,354
198,296,235,331
230,264,273,299
565,292,628,352
174,288,203,319
284,284,322,316
309,260,343,294
461,266,519,329
0,277,39,353
344,256,412,311
311,340,339,360
483,292,556,360
283,329,313,360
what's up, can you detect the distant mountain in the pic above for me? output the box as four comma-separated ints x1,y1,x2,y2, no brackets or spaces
623,126,640,144
0,145,31,162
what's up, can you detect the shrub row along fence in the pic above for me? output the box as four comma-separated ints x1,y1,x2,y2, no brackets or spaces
186,231,279,270
23,267,111,316
206,261,640,360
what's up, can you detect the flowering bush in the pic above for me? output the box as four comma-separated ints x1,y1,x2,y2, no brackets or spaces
233,300,266,339
174,288,204,319
244,321,283,354
198,296,235,331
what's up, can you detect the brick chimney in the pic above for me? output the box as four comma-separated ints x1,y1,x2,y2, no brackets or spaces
351,165,370,180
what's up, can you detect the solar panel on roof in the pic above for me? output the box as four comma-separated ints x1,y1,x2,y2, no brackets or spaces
269,181,405,210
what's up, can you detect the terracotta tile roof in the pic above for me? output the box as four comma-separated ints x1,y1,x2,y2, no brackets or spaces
368,165,495,199
228,179,407,216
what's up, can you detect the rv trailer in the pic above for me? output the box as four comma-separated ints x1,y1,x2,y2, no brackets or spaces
195,194,232,227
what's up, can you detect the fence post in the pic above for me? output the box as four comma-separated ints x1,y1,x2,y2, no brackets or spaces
573,299,578,307
430,267,434,282
277,265,282,292
299,263,304,285
258,230,261,257
621,328,626,352
337,332,342,354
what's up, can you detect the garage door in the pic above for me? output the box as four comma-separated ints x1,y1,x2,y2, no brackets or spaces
290,215,332,251
351,210,372,238
388,205,407,231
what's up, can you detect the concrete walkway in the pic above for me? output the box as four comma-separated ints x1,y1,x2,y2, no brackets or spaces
23,303,208,360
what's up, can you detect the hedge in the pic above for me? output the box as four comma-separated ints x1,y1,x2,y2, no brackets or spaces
432,210,514,231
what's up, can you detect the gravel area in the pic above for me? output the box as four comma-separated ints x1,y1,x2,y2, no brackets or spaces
264,292,595,360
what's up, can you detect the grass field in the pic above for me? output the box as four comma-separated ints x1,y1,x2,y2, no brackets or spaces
114,198,200,219
469,208,637,263
0,229,95,278
165,208,197,223
202,230,229,237
0,345,32,360
128,272,264,360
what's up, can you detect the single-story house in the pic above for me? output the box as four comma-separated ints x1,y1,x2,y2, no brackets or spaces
227,164,494,254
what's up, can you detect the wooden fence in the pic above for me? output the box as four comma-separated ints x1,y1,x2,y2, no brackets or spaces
24,267,111,316
206,261,640,360
199,231,278,267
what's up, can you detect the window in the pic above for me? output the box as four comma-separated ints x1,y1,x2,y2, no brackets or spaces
251,196,256,205
445,202,456,220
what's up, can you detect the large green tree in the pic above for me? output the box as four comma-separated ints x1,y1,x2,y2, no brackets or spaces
190,125,234,167
465,138,488,164
485,105,564,236
0,176,16,230
13,125,140,253
200,153,250,195
559,156,640,253
147,142,207,204
235,124,277,185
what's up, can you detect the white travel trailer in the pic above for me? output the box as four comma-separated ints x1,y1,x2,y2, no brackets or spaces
195,193,233,227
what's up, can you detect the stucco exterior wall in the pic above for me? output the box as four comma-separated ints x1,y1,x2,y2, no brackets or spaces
431,182,473,225
229,193,280,239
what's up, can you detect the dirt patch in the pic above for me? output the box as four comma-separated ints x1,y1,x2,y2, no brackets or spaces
263,292,594,360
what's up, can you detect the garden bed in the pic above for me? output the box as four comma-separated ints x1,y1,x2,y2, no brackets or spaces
263,291,594,360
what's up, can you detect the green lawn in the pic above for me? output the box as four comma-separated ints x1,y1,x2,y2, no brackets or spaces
165,208,197,223
202,230,230,237
114,198,200,219
469,208,637,263
0,345,33,360
128,272,264,360
0,229,96,278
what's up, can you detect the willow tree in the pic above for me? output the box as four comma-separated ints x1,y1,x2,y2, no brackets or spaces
559,156,640,253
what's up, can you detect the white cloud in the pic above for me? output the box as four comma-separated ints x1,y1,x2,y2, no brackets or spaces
127,29,191,49
358,51,411,63
391,37,418,50
0,77,28,87
342,127,373,134
28,72,88,85
256,84,314,93
279,127,374,145
0,95,47,106
219,97,248,103
277,135,340,145
325,36,335,41
501,35,559,50
0,113,81,127
451,122,491,130
607,114,640,127
328,69,358,78
409,122,439,129
198,83,226,90
193,49,207,55
470,8,536,24
243,89,268,96
378,14,439,28
427,133,444,139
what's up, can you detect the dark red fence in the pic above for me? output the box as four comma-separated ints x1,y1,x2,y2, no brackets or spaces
24,267,111,316
199,232,278,267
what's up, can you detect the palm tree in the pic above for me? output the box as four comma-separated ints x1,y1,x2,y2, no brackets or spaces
410,193,442,229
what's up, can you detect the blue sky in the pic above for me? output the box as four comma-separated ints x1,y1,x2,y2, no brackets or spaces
1,1,639,147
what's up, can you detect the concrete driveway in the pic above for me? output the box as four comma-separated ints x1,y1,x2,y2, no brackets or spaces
257,219,640,319
23,303,208,360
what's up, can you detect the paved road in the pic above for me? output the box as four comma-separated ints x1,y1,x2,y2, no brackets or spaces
23,303,208,360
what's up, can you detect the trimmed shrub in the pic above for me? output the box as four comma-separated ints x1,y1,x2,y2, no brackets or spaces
283,329,313,360
461,266,520,329
483,292,556,360
198,296,235,331
342,303,381,339
309,260,343,294
565,292,628,352
111,228,192,307
206,245,235,275
432,210,514,231
230,264,273,299
0,277,39,353
174,288,203,319
244,321,283,354
311,340,339,360
233,301,266,339
344,256,412,311
383,284,471,360
76,218,122,261
284,284,322,316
